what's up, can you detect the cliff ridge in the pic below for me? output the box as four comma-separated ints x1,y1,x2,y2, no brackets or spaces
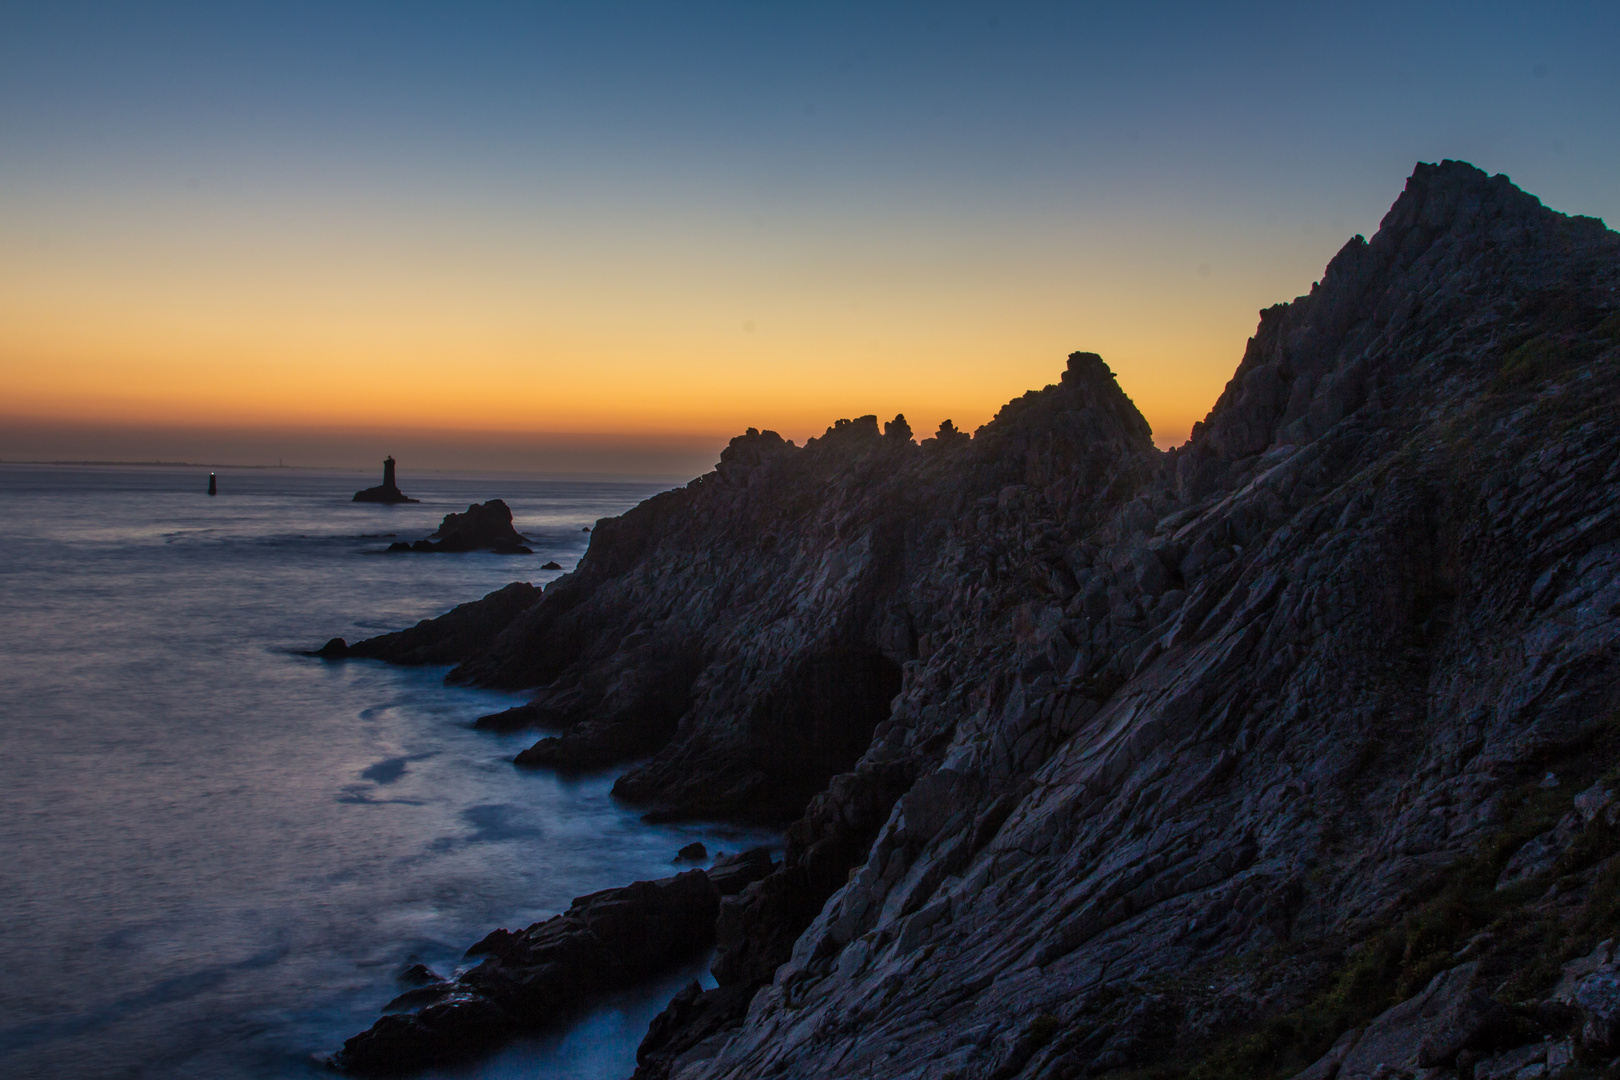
333,161,1620,1080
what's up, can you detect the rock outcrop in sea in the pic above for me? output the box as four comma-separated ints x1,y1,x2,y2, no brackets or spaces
331,162,1620,1080
385,499,533,554
353,457,419,504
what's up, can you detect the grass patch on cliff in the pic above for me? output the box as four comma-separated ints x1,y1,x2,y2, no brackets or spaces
1488,288,1617,392
1494,334,1589,389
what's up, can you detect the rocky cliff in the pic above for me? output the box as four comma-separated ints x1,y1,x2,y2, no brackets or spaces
336,162,1620,1080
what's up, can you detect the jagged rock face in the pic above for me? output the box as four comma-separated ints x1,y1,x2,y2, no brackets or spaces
446,354,1158,825
1178,160,1616,495
652,162,1620,1080
343,161,1620,1079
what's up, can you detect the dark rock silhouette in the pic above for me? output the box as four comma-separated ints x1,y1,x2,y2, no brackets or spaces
314,582,539,665
385,500,532,554
922,418,969,448
397,963,446,988
352,456,419,504
540,560,563,570
334,870,729,1074
331,852,780,1073
331,163,1620,1080
704,847,776,895
432,501,528,552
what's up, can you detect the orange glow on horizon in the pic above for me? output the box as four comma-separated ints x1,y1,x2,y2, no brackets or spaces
0,181,1346,460
0,264,1261,456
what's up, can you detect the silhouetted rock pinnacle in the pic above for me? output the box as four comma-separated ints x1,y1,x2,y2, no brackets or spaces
352,456,418,504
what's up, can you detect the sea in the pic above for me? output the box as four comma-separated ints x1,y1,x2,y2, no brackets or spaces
0,464,775,1080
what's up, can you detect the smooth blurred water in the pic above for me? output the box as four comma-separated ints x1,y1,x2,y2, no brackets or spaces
0,465,772,1080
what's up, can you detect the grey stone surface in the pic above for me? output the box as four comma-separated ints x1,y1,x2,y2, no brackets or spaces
330,161,1620,1077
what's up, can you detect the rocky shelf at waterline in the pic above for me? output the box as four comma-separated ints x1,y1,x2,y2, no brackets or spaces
315,581,540,664
334,851,776,1075
322,161,1620,1080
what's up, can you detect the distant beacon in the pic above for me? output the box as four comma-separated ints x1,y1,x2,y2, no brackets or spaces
352,456,419,504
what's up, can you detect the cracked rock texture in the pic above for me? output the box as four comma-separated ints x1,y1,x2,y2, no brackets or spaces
341,161,1620,1079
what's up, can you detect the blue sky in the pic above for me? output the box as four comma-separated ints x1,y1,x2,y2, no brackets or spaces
2,2,1616,467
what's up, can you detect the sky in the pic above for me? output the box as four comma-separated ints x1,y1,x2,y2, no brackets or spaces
2,2,1617,473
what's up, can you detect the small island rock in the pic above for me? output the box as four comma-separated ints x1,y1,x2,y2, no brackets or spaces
353,457,419,504
387,501,532,554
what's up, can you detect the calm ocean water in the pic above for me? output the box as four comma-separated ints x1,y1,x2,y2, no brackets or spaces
0,465,772,1080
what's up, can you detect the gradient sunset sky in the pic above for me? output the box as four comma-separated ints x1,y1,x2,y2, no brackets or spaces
3,2,1617,473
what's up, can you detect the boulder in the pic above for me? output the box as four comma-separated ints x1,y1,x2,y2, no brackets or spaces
706,847,777,896
1551,940,1614,1003
1575,784,1615,824
1573,965,1620,1051
633,981,758,1080
1546,1038,1577,1074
